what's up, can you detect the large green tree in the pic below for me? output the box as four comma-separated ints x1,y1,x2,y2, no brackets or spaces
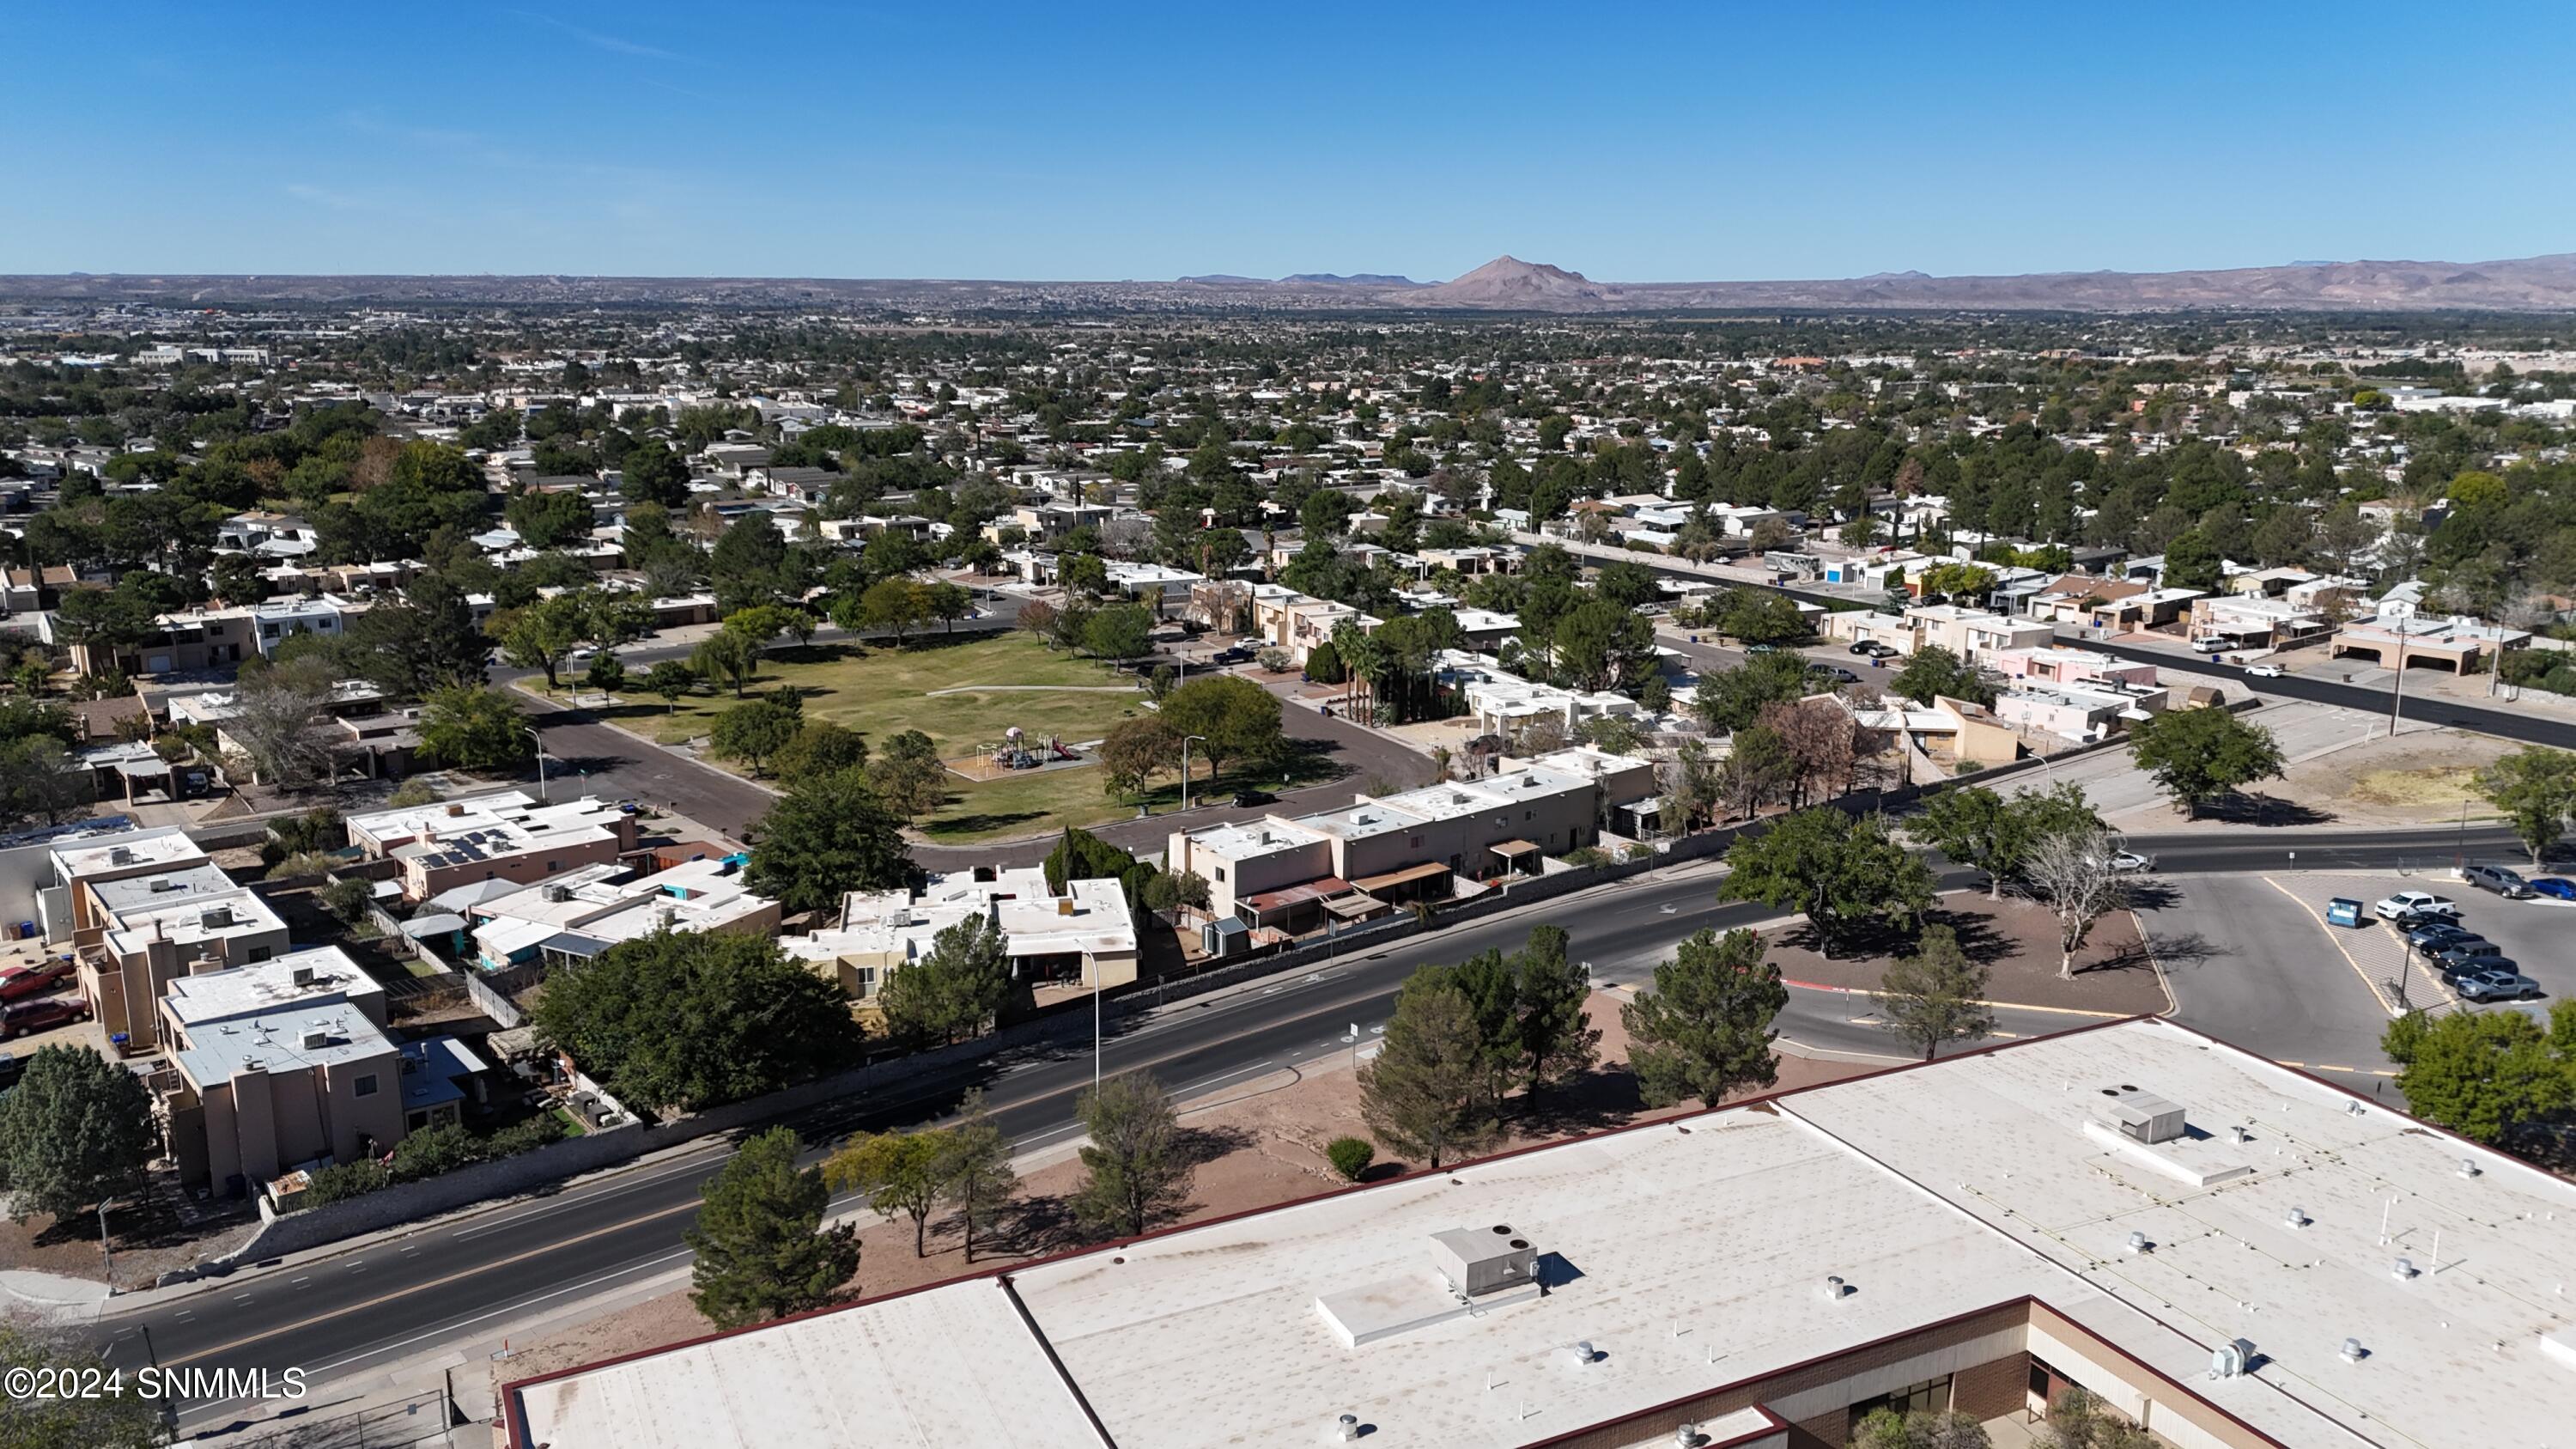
687,1126,860,1330
1873,923,1995,1061
418,685,531,772
2383,1003,2576,1145
1692,651,1826,733
1359,977,1502,1169
744,767,923,915
532,932,860,1114
1157,673,1283,787
939,1089,1019,1264
876,912,1017,1047
1072,1075,1191,1239
1914,782,2101,898
0,1046,159,1223
1722,807,1935,955
1889,644,1995,708
2126,707,2284,818
2475,746,2576,864
822,1129,951,1258
1622,928,1789,1109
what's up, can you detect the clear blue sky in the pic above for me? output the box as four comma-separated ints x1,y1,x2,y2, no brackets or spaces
4,2,2571,282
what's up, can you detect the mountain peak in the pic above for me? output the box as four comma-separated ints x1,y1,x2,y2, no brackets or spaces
1418,256,1609,307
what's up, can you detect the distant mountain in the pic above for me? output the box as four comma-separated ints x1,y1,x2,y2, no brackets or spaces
1414,256,1618,307
7,253,2576,312
1281,272,1425,287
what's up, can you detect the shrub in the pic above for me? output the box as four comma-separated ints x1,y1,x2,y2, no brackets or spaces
483,1114,568,1158
388,1123,484,1182
1255,647,1293,673
1563,846,1614,868
1325,1137,1376,1181
298,1160,390,1209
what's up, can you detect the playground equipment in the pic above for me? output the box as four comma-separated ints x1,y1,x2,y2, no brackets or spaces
972,728,1083,773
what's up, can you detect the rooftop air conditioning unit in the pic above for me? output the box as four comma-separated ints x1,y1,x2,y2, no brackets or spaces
201,906,234,929
109,846,136,866
291,965,316,988
2093,1084,2187,1144
149,877,179,892
445,803,466,818
299,1027,330,1050
1429,1225,1538,1299
545,885,573,903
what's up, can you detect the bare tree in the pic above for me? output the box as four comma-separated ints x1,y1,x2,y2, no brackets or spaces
1759,697,1857,807
227,680,337,792
2021,828,2135,981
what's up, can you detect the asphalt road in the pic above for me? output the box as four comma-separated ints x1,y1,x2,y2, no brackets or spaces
96,822,2535,1428
2026,637,2576,750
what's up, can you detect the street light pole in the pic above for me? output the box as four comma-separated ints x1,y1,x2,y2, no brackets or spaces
2386,648,2406,739
1181,734,1208,812
522,726,550,803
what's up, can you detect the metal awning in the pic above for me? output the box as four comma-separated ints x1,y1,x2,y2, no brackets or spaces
1488,839,1541,858
1321,893,1388,921
1242,877,1352,912
1352,861,1449,893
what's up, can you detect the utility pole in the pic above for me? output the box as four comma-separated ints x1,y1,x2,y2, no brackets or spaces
2385,648,2406,739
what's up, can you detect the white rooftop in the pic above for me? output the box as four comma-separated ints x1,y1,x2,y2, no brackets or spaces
509,1020,2576,1449
162,947,380,1028
52,825,208,883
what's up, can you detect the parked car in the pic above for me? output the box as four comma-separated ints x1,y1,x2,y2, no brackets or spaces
2454,968,2543,1002
0,1051,18,1089
1230,788,1277,807
2463,864,2537,899
0,960,72,1002
2530,876,2576,901
569,644,598,661
1210,645,1254,666
2244,663,2285,679
2434,941,2507,971
1848,641,1899,658
0,995,89,1039
2375,891,2460,922
1817,665,1860,684
2403,923,2477,953
2385,906,2456,931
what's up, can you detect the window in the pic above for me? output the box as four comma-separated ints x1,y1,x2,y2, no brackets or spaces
354,1074,380,1099
406,1110,429,1131
1213,867,1225,883
246,947,272,963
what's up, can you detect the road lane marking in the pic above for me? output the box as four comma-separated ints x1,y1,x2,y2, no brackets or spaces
160,1196,705,1367
179,1248,699,1423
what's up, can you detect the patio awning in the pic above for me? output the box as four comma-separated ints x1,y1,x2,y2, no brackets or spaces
1321,892,1388,921
1351,861,1449,893
1242,877,1352,913
1488,839,1542,858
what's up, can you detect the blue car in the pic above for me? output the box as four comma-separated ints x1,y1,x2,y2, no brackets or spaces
2530,877,2576,901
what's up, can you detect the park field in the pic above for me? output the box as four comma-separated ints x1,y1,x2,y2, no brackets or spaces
575,633,1329,843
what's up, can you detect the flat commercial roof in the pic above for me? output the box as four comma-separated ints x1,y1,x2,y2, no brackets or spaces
508,1020,2576,1449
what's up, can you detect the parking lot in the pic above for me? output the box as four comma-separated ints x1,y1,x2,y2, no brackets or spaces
2147,865,2565,1091
0,941,104,1074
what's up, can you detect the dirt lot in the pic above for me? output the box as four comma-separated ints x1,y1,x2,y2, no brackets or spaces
492,990,1874,1392
1766,893,2168,1016
2274,729,2514,828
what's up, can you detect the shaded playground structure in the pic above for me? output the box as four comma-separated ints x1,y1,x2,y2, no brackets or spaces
945,725,1097,782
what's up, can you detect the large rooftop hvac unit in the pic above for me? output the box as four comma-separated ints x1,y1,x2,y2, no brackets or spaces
2093,1083,2187,1144
1429,1225,1538,1298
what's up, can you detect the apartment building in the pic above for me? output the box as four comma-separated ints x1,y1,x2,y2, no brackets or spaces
1902,604,2054,664
76,886,293,1050
151,947,404,1196
70,595,359,677
509,1018,2570,1449
1169,747,1654,930
786,866,1138,1002
2186,594,2328,653
1995,683,2169,742
346,792,639,903
1988,646,2157,691
465,856,779,971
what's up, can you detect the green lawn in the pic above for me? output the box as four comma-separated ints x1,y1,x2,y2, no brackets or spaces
616,633,1151,758
564,632,1351,845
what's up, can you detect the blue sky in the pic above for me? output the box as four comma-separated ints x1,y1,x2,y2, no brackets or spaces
4,2,2572,282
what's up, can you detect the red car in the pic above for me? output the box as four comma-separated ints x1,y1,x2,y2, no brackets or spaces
0,960,73,1002
1,995,89,1039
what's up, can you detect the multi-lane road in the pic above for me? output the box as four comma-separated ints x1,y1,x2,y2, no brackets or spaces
95,822,2534,1429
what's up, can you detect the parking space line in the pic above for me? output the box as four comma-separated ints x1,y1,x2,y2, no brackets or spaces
2263,878,2403,1016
